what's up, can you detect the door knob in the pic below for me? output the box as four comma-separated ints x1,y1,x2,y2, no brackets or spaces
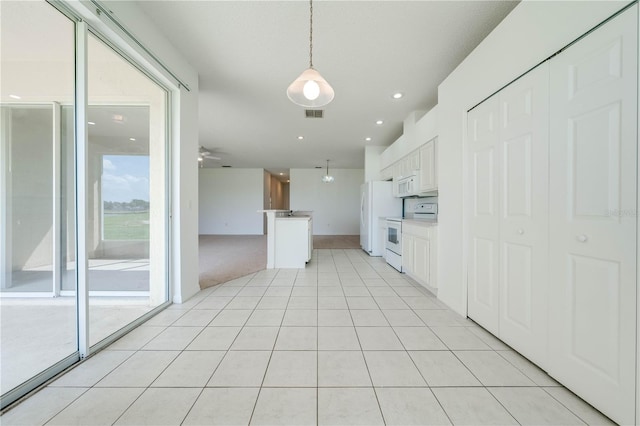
516,228,524,235
577,234,588,242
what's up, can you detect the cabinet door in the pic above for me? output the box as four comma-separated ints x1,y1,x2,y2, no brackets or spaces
429,227,437,289
467,95,501,335
393,162,402,180
402,234,413,274
402,157,411,177
413,236,430,286
409,150,420,171
498,63,549,368
308,219,313,261
380,166,392,181
548,7,637,425
419,139,437,192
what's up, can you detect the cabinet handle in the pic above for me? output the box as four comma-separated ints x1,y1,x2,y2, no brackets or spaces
516,228,524,235
577,234,588,243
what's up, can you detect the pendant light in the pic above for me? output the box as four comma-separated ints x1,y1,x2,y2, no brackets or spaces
287,0,334,108
321,159,334,183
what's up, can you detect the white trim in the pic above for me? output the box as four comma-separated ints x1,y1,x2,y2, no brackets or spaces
0,292,56,298
88,0,189,91
60,290,150,298
0,107,12,290
75,20,89,359
636,4,640,423
60,0,182,93
53,102,62,296
460,108,469,318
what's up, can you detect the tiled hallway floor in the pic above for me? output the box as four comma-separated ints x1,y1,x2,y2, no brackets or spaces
1,249,613,425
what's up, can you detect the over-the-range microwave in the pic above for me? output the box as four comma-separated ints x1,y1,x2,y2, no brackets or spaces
393,173,420,197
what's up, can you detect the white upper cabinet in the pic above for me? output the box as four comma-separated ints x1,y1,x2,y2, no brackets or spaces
380,106,438,187
419,137,437,193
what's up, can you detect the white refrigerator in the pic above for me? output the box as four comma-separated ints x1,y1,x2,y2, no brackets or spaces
360,181,402,256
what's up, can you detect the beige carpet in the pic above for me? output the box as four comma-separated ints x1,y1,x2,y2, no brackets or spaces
199,235,267,289
198,234,361,289
313,235,360,249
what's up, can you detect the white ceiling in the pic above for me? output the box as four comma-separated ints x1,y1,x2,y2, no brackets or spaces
137,0,518,174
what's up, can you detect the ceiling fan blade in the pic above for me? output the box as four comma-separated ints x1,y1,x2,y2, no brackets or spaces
204,155,221,160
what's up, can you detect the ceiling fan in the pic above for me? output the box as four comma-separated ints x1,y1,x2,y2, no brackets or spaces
198,145,221,167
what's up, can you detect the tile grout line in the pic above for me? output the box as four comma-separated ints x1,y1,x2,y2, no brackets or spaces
316,251,320,426
132,273,256,425
247,267,296,425
347,252,388,425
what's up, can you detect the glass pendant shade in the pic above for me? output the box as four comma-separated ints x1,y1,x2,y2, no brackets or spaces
321,159,334,183
287,68,335,108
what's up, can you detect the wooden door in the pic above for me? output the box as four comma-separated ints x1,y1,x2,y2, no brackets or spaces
498,63,550,368
467,95,501,335
548,6,637,424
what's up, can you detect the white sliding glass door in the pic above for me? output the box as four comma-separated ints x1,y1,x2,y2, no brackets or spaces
86,33,168,346
0,0,77,400
0,0,170,409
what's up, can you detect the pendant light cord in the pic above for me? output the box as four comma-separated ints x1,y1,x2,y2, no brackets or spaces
309,0,313,69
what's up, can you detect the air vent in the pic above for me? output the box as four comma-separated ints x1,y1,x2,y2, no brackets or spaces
222,165,232,168
305,109,324,118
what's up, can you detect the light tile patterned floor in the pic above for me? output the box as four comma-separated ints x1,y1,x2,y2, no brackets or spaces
1,249,614,425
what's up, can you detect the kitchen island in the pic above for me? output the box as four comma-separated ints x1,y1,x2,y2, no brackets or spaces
258,210,313,268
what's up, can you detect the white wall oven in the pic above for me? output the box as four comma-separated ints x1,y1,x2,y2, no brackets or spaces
385,218,402,271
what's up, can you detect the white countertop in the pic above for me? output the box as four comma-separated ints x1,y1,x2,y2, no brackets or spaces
402,218,438,226
275,216,311,221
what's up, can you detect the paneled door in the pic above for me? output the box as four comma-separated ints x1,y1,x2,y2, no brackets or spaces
498,63,549,369
467,95,500,335
548,6,637,425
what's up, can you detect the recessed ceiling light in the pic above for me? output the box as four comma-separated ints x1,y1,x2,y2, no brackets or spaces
279,173,284,176
392,92,404,99
375,120,384,125
365,137,372,142
297,136,304,140
88,121,96,125
9,94,21,100
129,137,136,141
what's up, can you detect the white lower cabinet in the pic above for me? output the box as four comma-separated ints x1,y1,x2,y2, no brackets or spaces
402,222,437,290
274,217,312,268
466,6,637,425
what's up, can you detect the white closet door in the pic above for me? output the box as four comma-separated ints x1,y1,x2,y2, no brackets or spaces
498,63,549,368
467,96,500,334
548,6,637,425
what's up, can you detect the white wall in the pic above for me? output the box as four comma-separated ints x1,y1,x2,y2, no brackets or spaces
199,168,264,235
290,169,363,235
437,1,628,315
364,146,385,182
